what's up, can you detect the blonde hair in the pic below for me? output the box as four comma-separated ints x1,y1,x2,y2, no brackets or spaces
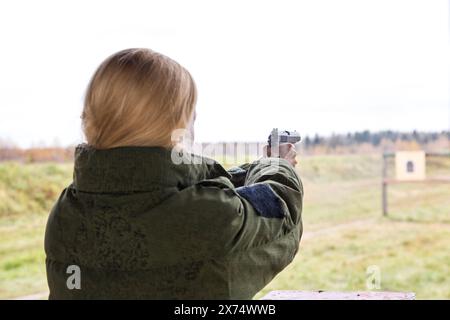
82,48,197,149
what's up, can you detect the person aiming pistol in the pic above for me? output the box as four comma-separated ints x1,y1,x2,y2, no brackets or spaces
44,48,304,299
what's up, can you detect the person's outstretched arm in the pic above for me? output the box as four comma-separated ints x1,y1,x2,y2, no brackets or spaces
176,144,303,298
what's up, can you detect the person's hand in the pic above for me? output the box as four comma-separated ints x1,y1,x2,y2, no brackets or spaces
263,143,298,167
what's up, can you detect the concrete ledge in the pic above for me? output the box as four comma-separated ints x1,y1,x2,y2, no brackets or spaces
260,290,416,300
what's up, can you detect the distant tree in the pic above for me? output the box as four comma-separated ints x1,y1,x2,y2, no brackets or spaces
313,133,321,146
372,133,381,146
304,135,311,147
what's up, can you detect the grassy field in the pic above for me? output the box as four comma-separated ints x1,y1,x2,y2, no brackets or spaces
0,154,449,299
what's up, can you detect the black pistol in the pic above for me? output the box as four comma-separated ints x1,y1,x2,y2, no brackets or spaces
268,128,301,148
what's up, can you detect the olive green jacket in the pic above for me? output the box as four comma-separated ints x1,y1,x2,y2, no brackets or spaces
45,145,303,299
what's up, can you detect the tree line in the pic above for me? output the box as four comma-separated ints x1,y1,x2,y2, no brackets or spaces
302,130,450,149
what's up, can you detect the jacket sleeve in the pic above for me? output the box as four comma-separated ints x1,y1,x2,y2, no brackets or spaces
227,157,303,251
191,157,303,297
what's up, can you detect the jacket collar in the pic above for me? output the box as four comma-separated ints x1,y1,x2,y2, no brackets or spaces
73,144,230,193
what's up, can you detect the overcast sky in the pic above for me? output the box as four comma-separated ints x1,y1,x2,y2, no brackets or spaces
0,0,448,147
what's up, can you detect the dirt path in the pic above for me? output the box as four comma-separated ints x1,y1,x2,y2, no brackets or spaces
301,218,377,240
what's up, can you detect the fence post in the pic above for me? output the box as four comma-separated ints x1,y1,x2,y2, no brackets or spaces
382,153,388,216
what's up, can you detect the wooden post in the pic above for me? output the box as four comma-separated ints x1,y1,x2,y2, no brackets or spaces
382,153,388,216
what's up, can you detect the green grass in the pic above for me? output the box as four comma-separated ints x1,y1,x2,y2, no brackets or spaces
0,162,72,298
255,218,450,299
0,154,449,299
